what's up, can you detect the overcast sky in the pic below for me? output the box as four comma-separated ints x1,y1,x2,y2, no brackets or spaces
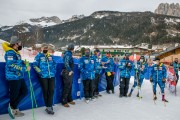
0,0,179,26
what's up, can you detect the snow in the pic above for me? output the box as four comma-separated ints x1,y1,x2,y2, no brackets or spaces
164,18,180,25
27,20,57,27
17,19,58,28
0,78,179,120
73,45,135,51
0,26,13,31
94,14,106,19
22,27,30,33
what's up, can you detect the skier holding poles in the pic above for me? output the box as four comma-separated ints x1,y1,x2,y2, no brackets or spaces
150,58,168,103
128,56,147,98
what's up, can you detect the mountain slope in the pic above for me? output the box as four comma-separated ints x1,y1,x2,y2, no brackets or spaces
0,11,180,47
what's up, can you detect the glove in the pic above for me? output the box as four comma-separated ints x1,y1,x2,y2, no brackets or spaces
162,78,166,83
102,66,107,69
150,77,153,83
69,71,73,76
107,72,112,76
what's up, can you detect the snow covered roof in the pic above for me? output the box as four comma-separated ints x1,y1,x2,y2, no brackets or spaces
155,45,180,57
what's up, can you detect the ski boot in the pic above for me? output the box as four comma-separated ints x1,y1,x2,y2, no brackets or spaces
112,90,115,94
128,93,132,97
85,98,90,104
69,101,75,105
153,96,157,100
106,90,110,94
45,107,54,115
162,98,168,102
14,109,25,117
91,97,96,102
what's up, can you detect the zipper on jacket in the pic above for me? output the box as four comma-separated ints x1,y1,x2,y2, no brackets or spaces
46,56,51,78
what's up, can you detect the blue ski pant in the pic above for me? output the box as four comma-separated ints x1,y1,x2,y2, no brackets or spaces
152,80,165,95
131,77,144,90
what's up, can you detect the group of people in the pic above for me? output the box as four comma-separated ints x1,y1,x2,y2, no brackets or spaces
2,36,179,119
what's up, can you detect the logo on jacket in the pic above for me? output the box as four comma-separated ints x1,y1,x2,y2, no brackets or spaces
40,57,46,62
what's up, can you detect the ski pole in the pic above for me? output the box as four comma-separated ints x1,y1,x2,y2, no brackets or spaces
25,60,38,120
26,60,38,107
151,82,156,105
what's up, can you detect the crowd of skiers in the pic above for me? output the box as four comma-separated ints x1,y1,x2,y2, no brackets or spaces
2,36,180,119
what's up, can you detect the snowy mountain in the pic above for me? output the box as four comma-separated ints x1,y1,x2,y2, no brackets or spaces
17,16,62,27
62,15,85,23
0,11,180,47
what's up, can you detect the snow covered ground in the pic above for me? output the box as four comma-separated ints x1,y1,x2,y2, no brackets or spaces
0,79,180,120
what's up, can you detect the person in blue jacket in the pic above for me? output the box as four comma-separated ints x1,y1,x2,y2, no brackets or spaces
61,43,75,107
33,44,56,115
128,56,147,97
150,58,168,102
79,48,95,103
2,36,30,119
119,54,132,97
92,48,103,97
172,58,180,84
101,51,115,94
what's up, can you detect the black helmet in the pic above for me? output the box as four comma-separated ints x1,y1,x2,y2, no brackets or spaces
67,43,74,50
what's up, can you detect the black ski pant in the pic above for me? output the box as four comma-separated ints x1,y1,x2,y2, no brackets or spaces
8,79,28,109
105,72,114,92
119,77,130,96
39,77,55,107
93,73,101,96
176,73,179,84
83,80,93,99
62,69,73,104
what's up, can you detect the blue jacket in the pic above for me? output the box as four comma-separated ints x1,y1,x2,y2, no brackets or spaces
78,56,95,80
150,63,167,82
119,59,132,78
33,53,56,78
63,51,74,72
2,42,26,80
145,65,153,80
134,62,148,80
92,55,102,74
101,56,114,72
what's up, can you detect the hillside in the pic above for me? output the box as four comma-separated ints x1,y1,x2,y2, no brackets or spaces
0,11,180,47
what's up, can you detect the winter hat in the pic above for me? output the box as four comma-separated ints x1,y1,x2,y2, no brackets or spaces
155,57,160,61
10,36,19,45
94,48,100,53
67,43,75,50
